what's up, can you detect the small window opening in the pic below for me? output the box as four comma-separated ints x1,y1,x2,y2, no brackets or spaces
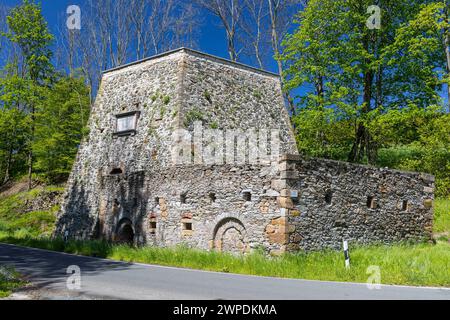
155,197,160,204
367,196,376,209
402,200,408,211
115,111,139,135
243,191,252,202
209,193,217,203
183,222,193,231
110,168,123,175
149,221,157,234
180,194,187,204
325,190,333,205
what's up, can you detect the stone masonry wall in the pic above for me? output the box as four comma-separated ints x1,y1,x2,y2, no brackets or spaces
55,48,297,250
97,164,285,254
55,48,434,254
272,155,435,251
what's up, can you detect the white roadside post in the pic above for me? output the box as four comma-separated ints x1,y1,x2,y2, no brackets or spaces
343,240,350,269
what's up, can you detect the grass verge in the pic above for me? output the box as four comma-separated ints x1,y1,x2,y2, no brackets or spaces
0,266,25,298
0,234,449,287
434,198,450,235
0,187,449,288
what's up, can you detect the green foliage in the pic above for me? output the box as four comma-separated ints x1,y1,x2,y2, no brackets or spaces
33,76,91,183
184,108,205,127
281,0,450,196
203,90,212,104
253,90,262,100
435,199,450,234
0,2,90,185
163,95,171,105
3,0,54,83
0,265,24,298
210,121,219,129
0,235,448,287
291,105,354,160
0,186,61,237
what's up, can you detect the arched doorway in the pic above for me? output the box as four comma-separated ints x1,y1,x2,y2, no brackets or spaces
116,218,134,244
212,218,248,254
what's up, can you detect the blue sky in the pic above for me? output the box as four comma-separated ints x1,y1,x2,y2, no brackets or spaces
1,0,448,107
1,0,280,74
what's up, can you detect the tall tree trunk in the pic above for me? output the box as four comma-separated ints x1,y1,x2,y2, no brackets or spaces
28,105,35,191
268,0,296,115
348,70,374,163
444,2,450,112
3,146,13,185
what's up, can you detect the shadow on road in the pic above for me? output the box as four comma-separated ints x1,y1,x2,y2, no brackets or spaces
0,243,132,289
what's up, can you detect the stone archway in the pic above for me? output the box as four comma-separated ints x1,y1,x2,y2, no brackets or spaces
212,218,248,254
116,218,134,244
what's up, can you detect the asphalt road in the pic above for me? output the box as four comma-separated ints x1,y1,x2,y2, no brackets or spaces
0,243,449,300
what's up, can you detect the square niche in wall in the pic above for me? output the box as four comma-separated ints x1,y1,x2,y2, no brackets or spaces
114,111,140,137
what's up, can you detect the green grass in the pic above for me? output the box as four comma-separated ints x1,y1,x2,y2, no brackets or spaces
434,198,450,234
0,233,449,287
0,186,60,238
0,187,449,288
0,266,25,298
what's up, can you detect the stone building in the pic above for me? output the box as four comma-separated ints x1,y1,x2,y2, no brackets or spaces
55,48,435,254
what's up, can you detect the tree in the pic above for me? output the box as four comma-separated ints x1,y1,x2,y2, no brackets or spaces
239,0,270,69
33,76,90,183
58,0,199,96
195,0,245,61
2,0,54,190
383,1,449,112
281,0,428,164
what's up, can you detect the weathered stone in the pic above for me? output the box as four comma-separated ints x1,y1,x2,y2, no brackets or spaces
265,224,276,234
54,48,435,254
271,179,287,191
423,187,434,193
277,197,294,209
271,217,287,226
290,210,300,217
424,199,433,209
268,232,288,245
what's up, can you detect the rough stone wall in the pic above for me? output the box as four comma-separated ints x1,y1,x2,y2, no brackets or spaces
272,155,435,251
55,48,434,254
56,51,185,238
97,164,284,253
180,51,297,155
55,48,297,249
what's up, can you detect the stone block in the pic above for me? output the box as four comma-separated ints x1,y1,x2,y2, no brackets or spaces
277,197,294,209
265,224,276,234
271,179,287,191
265,189,280,197
271,217,287,226
182,230,193,237
423,186,434,193
423,199,433,209
268,232,288,245
280,170,299,180
278,161,296,172
290,210,300,217
288,225,296,233
259,201,270,214
279,154,301,163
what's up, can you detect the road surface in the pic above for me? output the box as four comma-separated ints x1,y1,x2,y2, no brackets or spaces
1,243,449,300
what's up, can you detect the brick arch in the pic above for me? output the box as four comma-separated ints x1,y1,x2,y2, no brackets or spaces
212,217,248,254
